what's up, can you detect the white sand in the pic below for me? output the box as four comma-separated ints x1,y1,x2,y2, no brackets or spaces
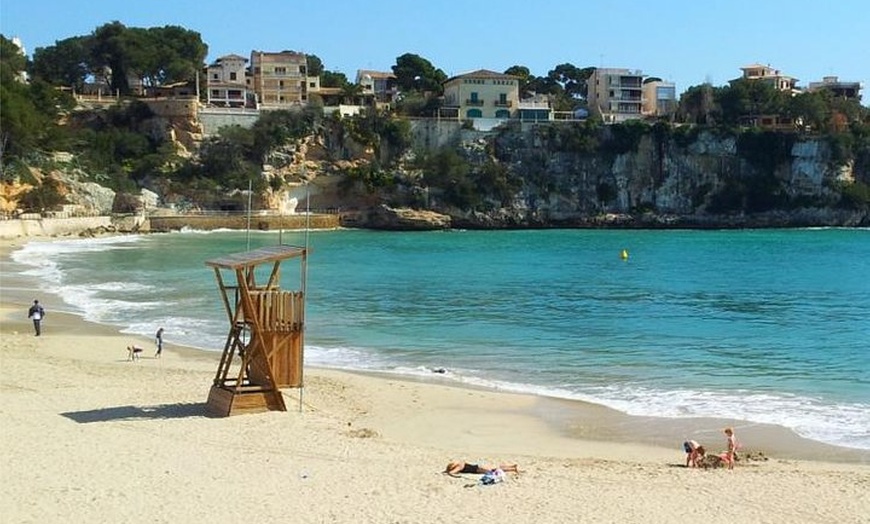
1,304,868,524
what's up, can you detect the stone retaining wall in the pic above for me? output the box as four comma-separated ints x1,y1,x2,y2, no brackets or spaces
0,214,338,239
0,216,114,238
198,108,261,136
148,214,340,232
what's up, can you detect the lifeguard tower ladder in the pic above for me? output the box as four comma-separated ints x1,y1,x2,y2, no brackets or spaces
204,245,308,416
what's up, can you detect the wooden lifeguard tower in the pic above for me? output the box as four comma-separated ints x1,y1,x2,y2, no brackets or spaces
204,245,308,416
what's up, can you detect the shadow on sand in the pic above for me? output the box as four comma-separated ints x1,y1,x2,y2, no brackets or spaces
61,402,214,423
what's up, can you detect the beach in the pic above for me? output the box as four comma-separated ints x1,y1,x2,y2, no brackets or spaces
1,237,869,523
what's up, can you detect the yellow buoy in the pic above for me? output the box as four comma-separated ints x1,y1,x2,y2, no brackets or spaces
620,249,629,260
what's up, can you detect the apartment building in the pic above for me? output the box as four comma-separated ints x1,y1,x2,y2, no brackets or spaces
356,70,398,106
442,69,520,120
250,50,309,108
807,76,863,101
588,68,645,123
206,54,250,108
642,79,677,117
734,63,799,93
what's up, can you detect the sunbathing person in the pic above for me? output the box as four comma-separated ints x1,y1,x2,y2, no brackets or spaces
444,460,519,477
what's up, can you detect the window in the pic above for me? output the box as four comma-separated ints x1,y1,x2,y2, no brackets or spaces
470,92,479,102
275,67,286,74
230,72,237,81
212,73,219,80
499,93,507,104
279,80,284,88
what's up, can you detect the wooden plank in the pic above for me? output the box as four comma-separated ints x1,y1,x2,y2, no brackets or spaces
206,386,233,417
204,245,306,270
208,384,286,416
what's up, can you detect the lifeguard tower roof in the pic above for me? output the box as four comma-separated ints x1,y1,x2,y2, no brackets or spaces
205,245,306,270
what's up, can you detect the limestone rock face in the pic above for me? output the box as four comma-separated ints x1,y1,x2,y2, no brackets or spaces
361,205,452,230
65,180,116,215
0,181,32,215
140,188,159,210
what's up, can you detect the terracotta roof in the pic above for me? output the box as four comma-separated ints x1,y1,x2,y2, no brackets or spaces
444,69,519,84
215,54,248,62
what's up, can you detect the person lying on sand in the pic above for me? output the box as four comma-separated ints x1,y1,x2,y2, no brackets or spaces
444,460,519,478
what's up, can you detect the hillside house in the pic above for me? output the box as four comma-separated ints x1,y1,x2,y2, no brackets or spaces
442,69,520,121
733,63,799,93
250,50,310,109
206,54,251,108
807,76,863,101
588,68,645,123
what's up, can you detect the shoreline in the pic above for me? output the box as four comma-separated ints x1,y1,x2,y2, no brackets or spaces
2,238,868,464
2,303,869,466
2,240,870,523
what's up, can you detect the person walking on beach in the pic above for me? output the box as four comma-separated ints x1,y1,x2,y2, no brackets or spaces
155,327,164,358
27,300,45,336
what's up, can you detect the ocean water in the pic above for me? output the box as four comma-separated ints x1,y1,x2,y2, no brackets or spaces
10,227,870,450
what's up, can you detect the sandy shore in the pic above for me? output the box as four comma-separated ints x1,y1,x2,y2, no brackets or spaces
1,239,869,523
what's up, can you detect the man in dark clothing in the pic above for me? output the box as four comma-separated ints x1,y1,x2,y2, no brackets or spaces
27,300,45,336
155,327,164,358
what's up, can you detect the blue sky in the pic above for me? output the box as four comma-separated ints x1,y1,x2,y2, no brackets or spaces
2,0,868,98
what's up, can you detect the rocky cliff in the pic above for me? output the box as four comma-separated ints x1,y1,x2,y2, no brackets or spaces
372,123,868,230
5,117,868,231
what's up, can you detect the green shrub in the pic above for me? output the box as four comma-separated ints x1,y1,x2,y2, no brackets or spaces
838,181,870,209
601,120,650,157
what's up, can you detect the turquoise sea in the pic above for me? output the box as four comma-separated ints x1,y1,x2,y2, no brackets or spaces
10,228,870,450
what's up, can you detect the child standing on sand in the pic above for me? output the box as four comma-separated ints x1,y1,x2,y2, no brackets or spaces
721,427,738,469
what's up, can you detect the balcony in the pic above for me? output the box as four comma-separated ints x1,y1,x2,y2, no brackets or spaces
465,99,484,106
617,93,642,101
493,100,513,107
261,71,304,78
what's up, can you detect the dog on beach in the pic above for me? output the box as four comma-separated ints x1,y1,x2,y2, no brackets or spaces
127,345,144,361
